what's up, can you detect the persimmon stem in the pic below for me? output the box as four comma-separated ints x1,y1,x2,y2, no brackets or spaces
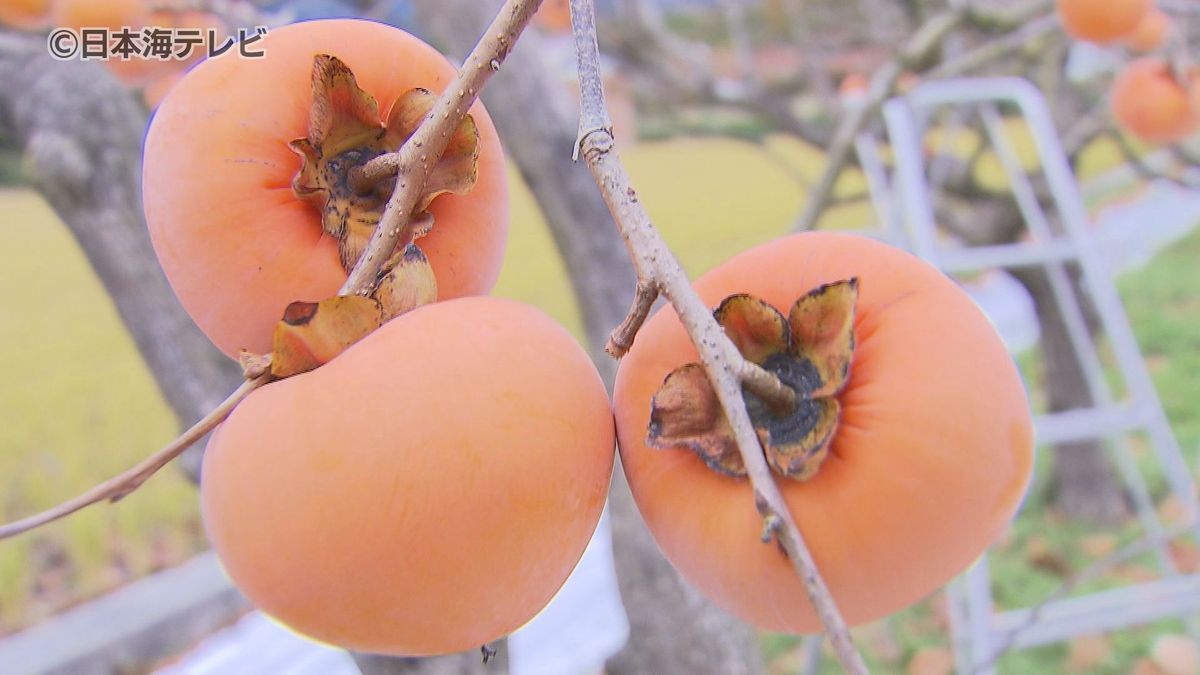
567,1,868,673
348,154,400,195
606,280,659,357
337,0,546,297
0,374,271,541
740,361,798,413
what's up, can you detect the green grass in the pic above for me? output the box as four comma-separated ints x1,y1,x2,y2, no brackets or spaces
1,131,1197,674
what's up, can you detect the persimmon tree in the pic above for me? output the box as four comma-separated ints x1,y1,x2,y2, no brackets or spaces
0,0,1193,673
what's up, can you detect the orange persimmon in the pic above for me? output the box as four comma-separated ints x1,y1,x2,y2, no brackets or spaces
536,0,572,33
53,0,147,30
54,0,154,85
613,232,1034,633
1125,8,1171,52
0,0,52,29
1111,58,1199,143
143,19,508,357
1057,0,1151,44
141,68,184,109
202,296,615,655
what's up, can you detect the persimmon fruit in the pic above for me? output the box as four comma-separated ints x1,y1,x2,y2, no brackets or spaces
1125,8,1170,53
1111,58,1199,143
535,0,572,33
0,0,52,29
141,69,184,110
613,232,1034,633
143,19,508,357
202,296,616,655
53,0,147,30
1056,0,1151,44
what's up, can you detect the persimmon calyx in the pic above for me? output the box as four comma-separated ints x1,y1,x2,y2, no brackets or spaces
270,295,384,378
266,243,436,379
290,54,480,272
647,279,859,480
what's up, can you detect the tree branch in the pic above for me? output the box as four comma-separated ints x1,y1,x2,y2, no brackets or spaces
0,374,270,540
790,0,1054,232
338,0,545,297
926,14,1060,80
791,8,964,232
569,1,868,672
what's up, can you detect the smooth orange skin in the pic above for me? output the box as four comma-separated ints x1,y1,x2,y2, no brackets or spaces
1057,0,1150,44
1111,58,1199,144
1125,8,1170,52
613,233,1034,633
53,0,147,30
202,297,616,655
535,0,572,33
0,0,52,29
144,20,509,357
142,69,185,110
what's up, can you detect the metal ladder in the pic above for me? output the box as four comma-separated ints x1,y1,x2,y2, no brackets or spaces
857,77,1199,674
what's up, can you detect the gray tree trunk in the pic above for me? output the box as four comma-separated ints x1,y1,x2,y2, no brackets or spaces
0,31,241,478
1011,265,1128,523
412,3,764,673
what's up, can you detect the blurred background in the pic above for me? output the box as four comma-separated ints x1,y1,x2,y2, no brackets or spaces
1,0,1198,673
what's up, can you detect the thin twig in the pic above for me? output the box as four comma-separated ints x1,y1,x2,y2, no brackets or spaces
568,0,868,672
0,374,269,540
790,0,1053,233
338,0,545,297
926,14,1060,80
974,520,1199,672
607,280,660,357
791,9,964,232
1109,129,1200,189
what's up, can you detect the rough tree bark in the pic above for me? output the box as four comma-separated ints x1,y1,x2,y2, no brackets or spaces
0,31,242,478
413,3,765,673
1011,267,1129,523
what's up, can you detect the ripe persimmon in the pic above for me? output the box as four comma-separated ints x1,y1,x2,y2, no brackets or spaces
1111,58,1199,143
1057,0,1151,44
143,19,508,357
202,296,615,655
613,232,1033,633
0,0,52,29
141,69,184,110
536,0,572,33
1125,8,1171,52
53,0,147,30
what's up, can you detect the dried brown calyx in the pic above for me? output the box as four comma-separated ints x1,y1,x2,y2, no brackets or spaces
258,54,474,379
648,279,859,480
290,54,479,272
